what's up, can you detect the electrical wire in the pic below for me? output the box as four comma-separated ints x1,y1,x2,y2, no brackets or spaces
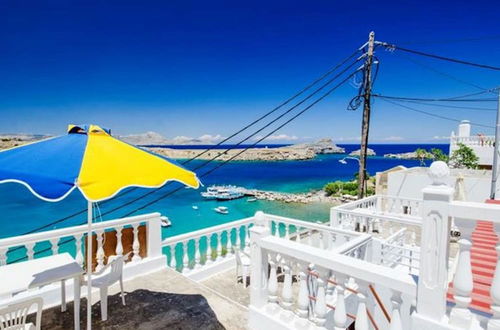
183,48,363,164
377,42,500,71
6,53,364,263
385,99,496,111
9,50,364,240
379,98,495,129
120,69,360,218
373,94,497,102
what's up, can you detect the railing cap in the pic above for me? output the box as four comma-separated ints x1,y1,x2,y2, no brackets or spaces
428,161,450,186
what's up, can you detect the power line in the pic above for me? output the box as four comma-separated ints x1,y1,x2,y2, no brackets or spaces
387,99,496,111
394,52,489,92
379,98,495,129
9,51,363,240
401,35,500,46
183,48,363,164
373,94,497,102
120,69,360,218
377,42,500,71
7,53,363,263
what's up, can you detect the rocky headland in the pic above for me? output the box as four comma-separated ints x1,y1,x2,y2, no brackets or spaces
349,148,376,156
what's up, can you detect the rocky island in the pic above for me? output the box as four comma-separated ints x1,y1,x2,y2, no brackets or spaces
349,148,376,156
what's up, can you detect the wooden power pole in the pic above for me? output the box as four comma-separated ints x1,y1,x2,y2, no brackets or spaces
357,31,375,199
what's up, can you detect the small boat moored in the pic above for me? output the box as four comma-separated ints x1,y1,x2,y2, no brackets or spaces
192,205,199,210
160,216,171,227
214,206,229,214
247,197,257,202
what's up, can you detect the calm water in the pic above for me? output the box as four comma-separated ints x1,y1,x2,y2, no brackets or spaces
0,144,448,241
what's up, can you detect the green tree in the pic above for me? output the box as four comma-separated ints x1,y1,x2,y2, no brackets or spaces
449,143,479,169
415,148,428,166
430,148,449,162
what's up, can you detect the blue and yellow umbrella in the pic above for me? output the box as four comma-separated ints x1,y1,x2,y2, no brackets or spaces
0,124,200,201
0,124,200,329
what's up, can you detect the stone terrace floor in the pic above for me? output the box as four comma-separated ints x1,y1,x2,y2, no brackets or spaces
34,268,248,330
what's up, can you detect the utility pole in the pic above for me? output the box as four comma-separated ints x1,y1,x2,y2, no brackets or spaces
357,31,375,199
490,87,500,200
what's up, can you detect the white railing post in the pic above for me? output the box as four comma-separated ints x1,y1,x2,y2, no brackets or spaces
355,281,370,330
333,274,347,330
147,215,162,259
449,238,474,327
249,211,270,309
412,161,454,329
488,245,500,330
131,223,141,262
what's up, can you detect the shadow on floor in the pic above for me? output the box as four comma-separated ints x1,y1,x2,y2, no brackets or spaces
31,289,226,330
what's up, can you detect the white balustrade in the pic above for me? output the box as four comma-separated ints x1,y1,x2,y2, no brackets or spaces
248,221,416,330
0,213,160,271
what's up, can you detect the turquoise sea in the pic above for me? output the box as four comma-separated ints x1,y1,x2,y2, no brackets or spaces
0,144,447,243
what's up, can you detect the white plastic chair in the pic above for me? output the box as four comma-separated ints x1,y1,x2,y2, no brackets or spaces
82,254,128,321
0,296,43,330
234,247,251,287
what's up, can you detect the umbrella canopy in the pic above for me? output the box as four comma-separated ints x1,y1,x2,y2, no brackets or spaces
0,124,200,202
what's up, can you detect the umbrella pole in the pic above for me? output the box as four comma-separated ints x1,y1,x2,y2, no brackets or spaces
87,201,93,330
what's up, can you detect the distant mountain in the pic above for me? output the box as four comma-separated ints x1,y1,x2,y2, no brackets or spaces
119,131,212,146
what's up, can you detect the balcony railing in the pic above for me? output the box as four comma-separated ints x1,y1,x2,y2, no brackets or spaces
161,212,368,274
331,195,422,233
248,217,417,330
0,213,162,270
451,135,495,147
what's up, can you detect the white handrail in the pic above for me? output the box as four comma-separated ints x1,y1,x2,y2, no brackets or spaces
161,217,254,246
260,235,417,296
449,201,500,222
0,212,160,248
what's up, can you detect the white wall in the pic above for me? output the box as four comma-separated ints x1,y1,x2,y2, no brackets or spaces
386,167,498,202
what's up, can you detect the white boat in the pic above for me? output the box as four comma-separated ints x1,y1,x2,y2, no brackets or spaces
160,216,171,227
192,205,199,210
201,185,245,200
214,206,229,214
247,197,257,202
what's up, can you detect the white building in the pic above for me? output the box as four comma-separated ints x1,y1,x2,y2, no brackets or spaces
450,120,495,169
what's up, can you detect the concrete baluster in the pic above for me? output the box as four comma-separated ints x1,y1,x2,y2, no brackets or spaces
245,224,251,247
115,226,123,256
315,271,328,327
285,224,290,240
74,234,84,266
249,211,270,310
26,242,35,260
449,218,474,328
296,264,309,319
131,223,141,262
50,238,59,256
488,245,500,330
209,234,217,263
268,253,278,304
0,248,6,266
235,227,241,250
194,237,201,268
389,291,403,330
281,259,293,310
95,230,105,272
296,227,302,243
227,229,233,254
333,275,347,330
181,241,189,273
216,232,222,259
169,244,177,270
355,280,369,330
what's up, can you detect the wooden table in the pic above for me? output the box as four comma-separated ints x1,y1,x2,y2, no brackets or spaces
0,253,83,330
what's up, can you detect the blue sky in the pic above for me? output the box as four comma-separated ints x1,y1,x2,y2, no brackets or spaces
0,0,499,143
